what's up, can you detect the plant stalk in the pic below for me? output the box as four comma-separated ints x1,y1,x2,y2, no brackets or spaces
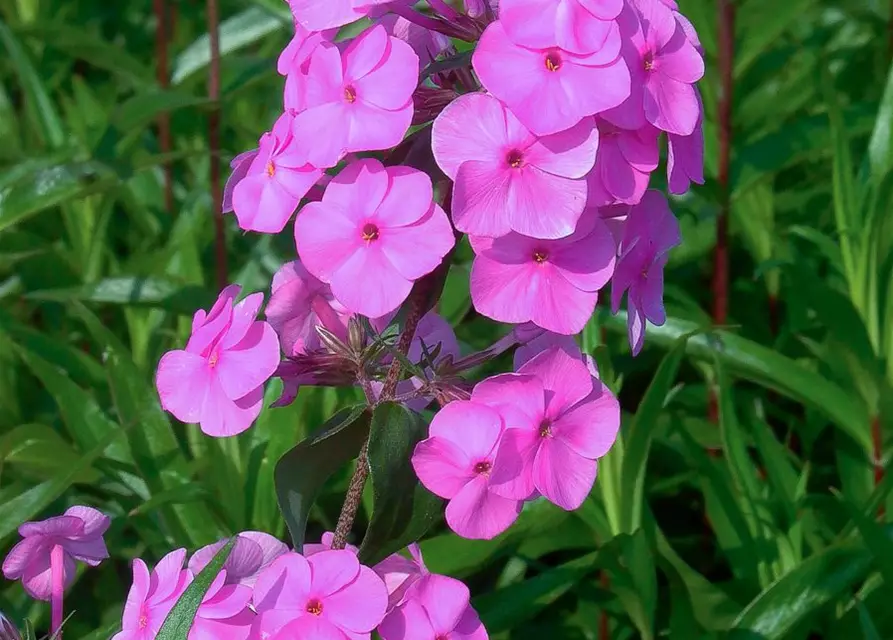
207,0,227,290
50,544,64,638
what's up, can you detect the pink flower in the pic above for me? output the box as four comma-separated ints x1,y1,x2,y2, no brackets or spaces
2,506,109,600
586,118,659,206
155,285,281,437
667,90,704,195
231,111,324,233
378,574,487,640
288,0,393,31
474,347,620,510
188,571,254,640
469,209,616,335
611,190,681,355
252,550,388,639
295,159,454,318
189,532,288,589
265,260,352,357
500,0,623,54
278,23,337,76
473,20,630,136
373,544,428,610
412,400,522,540
222,149,258,214
432,92,597,239
514,330,599,379
291,25,419,168
602,0,704,136
112,549,190,640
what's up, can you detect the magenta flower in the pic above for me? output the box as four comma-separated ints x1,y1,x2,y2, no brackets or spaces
373,544,428,610
432,92,597,239
500,0,623,54
586,118,659,206
187,571,253,640
189,532,287,589
265,260,351,357
469,209,616,335
288,0,393,31
291,26,419,168
155,285,280,437
514,330,599,379
412,400,523,540
295,159,454,318
611,190,681,355
278,22,336,76
474,347,620,510
474,20,630,136
113,549,190,640
231,111,324,234
252,550,388,639
378,574,487,640
667,90,704,194
222,149,258,214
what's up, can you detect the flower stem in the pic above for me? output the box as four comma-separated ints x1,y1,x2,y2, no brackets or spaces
50,544,64,638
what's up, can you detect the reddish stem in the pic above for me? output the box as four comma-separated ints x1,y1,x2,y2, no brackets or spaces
50,544,64,638
207,0,227,290
872,414,885,518
153,0,173,214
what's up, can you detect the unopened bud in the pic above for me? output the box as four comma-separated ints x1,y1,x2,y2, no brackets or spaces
0,613,22,640
348,317,366,353
315,325,354,360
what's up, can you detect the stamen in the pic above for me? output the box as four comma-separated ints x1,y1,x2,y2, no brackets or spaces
533,250,548,264
266,161,275,177
545,52,562,72
306,599,323,616
474,461,492,475
344,85,357,103
362,223,380,242
539,420,553,438
507,149,524,168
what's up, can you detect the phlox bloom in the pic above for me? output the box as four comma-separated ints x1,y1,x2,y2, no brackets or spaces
292,25,419,168
667,90,704,194
278,22,337,76
113,550,190,640
474,347,620,510
373,544,428,610
500,0,623,54
288,0,393,31
189,532,288,589
378,574,487,640
295,159,454,318
155,285,280,437
222,148,258,214
514,330,599,379
587,118,659,205
2,506,109,600
432,92,597,239
474,20,630,136
412,401,523,540
469,209,616,335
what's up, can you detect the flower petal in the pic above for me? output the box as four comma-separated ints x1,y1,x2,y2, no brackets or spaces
445,475,522,540
489,427,540,501
428,400,504,459
156,350,211,425
534,438,597,510
412,437,474,500
320,563,388,632
553,383,620,458
518,347,594,415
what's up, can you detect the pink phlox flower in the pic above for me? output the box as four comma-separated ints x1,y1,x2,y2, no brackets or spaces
222,148,258,214
278,22,337,76
586,118,659,206
474,347,620,510
469,208,616,335
473,20,630,136
610,190,681,355
155,284,281,437
266,260,352,358
252,550,388,639
373,544,428,611
189,532,288,589
231,111,324,234
411,400,523,540
188,568,254,640
303,531,359,557
432,92,597,239
499,0,623,54
602,0,704,135
112,549,191,640
378,574,487,640
514,331,599,379
288,0,394,31
295,159,454,318
2,506,109,601
667,89,704,195
376,13,454,70
291,25,419,168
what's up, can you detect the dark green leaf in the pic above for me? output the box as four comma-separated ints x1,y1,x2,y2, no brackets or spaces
28,278,215,315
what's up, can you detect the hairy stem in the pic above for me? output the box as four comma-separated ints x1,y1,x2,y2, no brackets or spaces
208,0,227,290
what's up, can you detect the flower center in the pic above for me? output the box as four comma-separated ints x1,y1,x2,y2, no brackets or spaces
138,609,149,629
306,599,323,616
539,420,553,438
474,460,492,475
544,51,562,72
208,349,220,368
506,149,524,168
344,85,357,103
266,161,275,177
643,51,655,71
361,222,380,242
533,250,548,264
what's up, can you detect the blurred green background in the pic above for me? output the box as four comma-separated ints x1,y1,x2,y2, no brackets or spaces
2,0,893,637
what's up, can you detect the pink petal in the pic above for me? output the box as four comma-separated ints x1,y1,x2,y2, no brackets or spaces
321,563,388,632
431,93,511,180
292,102,351,168
324,159,390,221
290,0,360,30
531,269,598,334
343,24,390,82
534,438,597,509
415,574,470,635
232,173,299,234
352,37,419,110
307,550,360,598
189,614,253,640
150,549,189,604
2,538,44,579
378,599,435,640
489,427,540,500
199,377,263,437
375,166,434,227
122,559,152,629
499,0,562,50
294,202,363,282
553,383,620,458
445,476,522,540
199,584,252,620
412,437,474,500
471,373,545,432
346,101,414,155
645,75,698,136
470,253,541,325
215,322,280,401
222,149,257,214
329,246,412,318
518,347,594,414
253,553,312,613
22,550,75,601
219,292,263,350
271,616,347,640
551,217,616,291
428,400,504,459
452,160,514,238
564,56,631,119
18,514,83,538
506,166,587,239
524,117,599,179
62,536,109,566
304,42,345,106
452,606,488,640
379,205,453,280
156,350,211,425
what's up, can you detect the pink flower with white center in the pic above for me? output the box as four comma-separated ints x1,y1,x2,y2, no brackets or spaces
586,118,659,206
373,544,428,610
112,549,190,640
432,92,597,239
667,90,704,195
287,0,393,31
252,550,388,639
475,347,620,510
602,0,704,136
411,400,523,540
500,0,623,54
231,111,324,234
291,25,419,168
295,159,454,318
265,260,352,357
155,285,281,437
474,20,630,136
189,532,288,589
611,190,681,355
378,574,487,640
469,208,616,335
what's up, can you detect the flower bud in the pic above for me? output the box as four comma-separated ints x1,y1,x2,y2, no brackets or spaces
347,316,367,354
315,325,355,361
0,613,22,640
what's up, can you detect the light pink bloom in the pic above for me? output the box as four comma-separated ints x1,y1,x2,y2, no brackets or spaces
278,23,337,76
586,118,659,206
475,347,620,510
611,190,681,355
291,26,419,168
469,209,616,335
514,331,599,379
112,549,191,640
231,111,324,233
667,90,704,194
432,92,597,239
500,0,623,54
295,159,454,318
222,149,258,214
189,532,288,589
288,0,393,31
252,550,388,639
265,260,352,357
602,0,704,136
378,574,487,640
2,506,109,600
474,20,630,136
412,401,522,540
373,544,428,610
155,285,280,437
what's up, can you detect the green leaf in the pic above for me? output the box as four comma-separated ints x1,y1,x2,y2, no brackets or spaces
358,402,443,566
734,0,816,78
275,406,371,550
27,278,215,315
836,494,893,593
863,61,893,187
157,538,236,640
112,91,212,133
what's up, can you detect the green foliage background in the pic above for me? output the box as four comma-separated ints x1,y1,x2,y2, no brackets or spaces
2,0,893,637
